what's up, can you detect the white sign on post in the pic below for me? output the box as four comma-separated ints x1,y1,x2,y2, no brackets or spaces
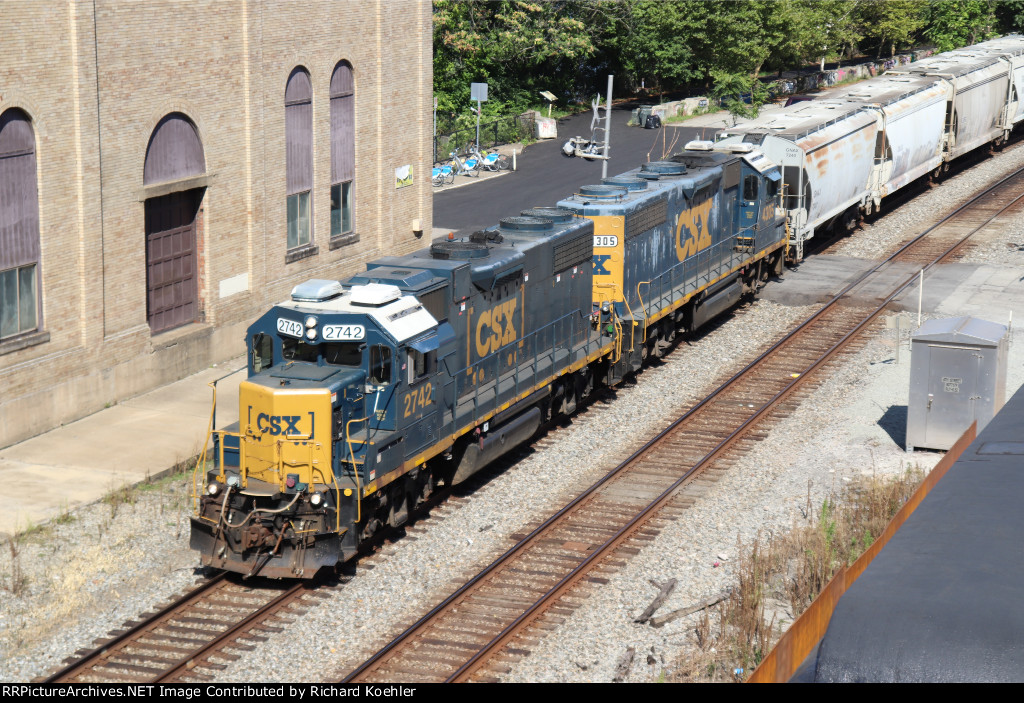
471,82,488,149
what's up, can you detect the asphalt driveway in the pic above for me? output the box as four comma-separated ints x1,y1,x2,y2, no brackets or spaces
432,106,714,235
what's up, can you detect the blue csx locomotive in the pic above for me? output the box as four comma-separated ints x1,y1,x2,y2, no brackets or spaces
190,142,787,578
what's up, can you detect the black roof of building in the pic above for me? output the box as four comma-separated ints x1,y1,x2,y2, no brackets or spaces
812,382,1024,682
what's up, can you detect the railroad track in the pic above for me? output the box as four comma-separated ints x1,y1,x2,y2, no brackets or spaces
42,573,322,683
342,167,1024,683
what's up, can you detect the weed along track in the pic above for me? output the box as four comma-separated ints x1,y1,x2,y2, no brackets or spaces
340,166,1024,684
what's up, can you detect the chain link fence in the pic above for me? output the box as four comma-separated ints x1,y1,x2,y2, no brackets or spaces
434,113,535,163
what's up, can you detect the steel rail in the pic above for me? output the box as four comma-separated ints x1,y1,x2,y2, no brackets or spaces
46,573,310,683
155,580,310,682
44,573,228,683
343,165,1024,683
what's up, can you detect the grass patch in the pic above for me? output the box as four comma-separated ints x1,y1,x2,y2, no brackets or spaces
52,501,75,525
102,482,139,520
664,107,720,124
3,532,28,596
670,466,924,682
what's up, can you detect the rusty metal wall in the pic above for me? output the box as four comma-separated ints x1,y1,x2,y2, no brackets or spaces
748,422,977,683
0,108,39,272
142,113,206,186
285,68,313,195
330,62,354,185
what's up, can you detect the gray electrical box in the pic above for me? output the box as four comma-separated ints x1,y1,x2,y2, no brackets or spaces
906,316,1008,452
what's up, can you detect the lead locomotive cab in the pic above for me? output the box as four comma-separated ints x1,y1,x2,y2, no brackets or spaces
190,278,446,579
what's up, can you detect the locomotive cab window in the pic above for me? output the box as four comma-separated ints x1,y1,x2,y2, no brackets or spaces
766,176,778,200
321,342,362,366
281,337,362,366
370,345,392,385
282,337,318,363
252,333,273,372
743,174,759,203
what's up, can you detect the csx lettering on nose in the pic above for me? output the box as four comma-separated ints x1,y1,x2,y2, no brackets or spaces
256,413,302,435
475,299,518,356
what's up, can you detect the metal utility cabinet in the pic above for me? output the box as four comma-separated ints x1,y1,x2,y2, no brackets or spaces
906,316,1008,452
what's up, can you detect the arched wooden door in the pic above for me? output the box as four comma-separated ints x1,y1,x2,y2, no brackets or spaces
143,114,205,334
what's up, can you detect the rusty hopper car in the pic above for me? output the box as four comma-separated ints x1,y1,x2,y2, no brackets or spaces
716,99,878,261
190,143,787,579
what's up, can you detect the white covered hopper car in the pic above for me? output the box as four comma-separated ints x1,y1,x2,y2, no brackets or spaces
717,35,1024,260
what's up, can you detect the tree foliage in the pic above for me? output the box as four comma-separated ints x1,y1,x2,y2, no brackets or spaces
925,1,999,51
432,0,1022,120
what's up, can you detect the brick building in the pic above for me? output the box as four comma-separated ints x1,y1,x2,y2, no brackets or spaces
0,0,433,447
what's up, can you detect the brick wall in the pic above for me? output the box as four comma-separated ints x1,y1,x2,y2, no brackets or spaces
0,0,433,447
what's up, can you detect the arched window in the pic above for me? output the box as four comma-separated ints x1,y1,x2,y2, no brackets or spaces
144,113,205,185
285,67,313,250
0,108,41,341
330,61,355,239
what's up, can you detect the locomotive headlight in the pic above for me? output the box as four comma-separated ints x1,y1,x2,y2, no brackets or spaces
310,492,323,507
306,328,317,340
305,315,318,329
207,482,221,496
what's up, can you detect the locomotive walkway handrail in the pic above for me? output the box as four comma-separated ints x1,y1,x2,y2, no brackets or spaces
342,164,1024,684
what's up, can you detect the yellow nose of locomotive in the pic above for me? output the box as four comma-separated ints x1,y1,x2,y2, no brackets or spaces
239,380,333,491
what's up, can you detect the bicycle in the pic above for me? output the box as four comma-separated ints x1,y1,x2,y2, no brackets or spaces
431,162,455,186
448,150,479,178
468,143,510,171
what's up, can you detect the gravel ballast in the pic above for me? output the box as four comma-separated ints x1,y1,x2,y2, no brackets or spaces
2,142,1023,684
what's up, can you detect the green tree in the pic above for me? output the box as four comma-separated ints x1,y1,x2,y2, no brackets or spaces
710,70,771,126
432,1,597,116
995,0,1024,32
610,0,713,94
925,1,999,52
710,1,798,78
795,0,864,70
860,0,927,57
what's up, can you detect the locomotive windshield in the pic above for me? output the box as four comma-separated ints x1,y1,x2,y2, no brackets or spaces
281,338,362,366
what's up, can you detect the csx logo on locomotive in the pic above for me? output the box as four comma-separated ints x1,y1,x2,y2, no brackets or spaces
675,198,714,261
592,254,612,276
254,412,313,436
475,298,518,356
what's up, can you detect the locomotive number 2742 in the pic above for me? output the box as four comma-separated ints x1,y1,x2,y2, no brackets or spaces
403,382,434,418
